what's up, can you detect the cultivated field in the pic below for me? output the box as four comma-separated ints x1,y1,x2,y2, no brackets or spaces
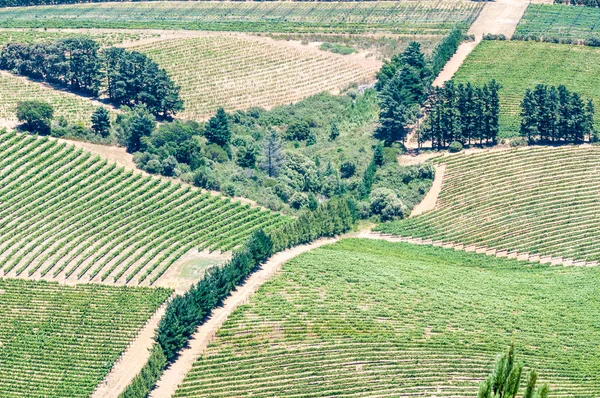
453,40,600,136
379,146,600,263
0,28,156,46
0,130,286,286
174,239,600,397
131,35,380,120
0,278,171,397
515,3,600,41
0,0,483,34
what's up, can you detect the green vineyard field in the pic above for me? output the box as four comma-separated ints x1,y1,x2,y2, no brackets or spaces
453,40,600,136
378,146,600,263
174,239,600,397
0,278,171,397
0,29,155,46
515,3,600,41
0,0,483,34
132,35,380,120
0,130,286,286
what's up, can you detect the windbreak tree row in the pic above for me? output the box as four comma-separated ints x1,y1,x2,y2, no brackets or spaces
0,37,183,118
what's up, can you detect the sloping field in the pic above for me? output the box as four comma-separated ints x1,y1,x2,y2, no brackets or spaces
0,0,483,34
515,3,600,41
0,28,155,46
453,40,600,136
131,35,380,120
378,146,600,263
0,130,286,286
0,278,171,397
174,239,600,397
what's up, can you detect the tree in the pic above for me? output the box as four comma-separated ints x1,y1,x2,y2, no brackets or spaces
236,144,256,168
329,122,340,141
260,130,285,177
205,107,231,147
373,142,385,166
375,71,415,144
520,89,537,143
91,107,111,137
126,105,156,153
584,99,596,141
478,345,549,398
16,100,53,134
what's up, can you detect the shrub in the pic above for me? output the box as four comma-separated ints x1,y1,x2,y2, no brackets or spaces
223,184,236,197
161,156,178,177
193,168,220,191
286,119,311,141
289,192,308,210
340,161,357,179
370,188,408,221
448,141,463,153
145,159,162,174
16,100,54,134
510,137,528,147
204,143,229,163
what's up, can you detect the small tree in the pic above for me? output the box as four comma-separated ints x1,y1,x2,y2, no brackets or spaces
329,122,340,141
205,107,231,147
373,143,385,166
126,106,156,153
16,100,54,134
478,345,549,398
91,107,111,137
260,130,285,177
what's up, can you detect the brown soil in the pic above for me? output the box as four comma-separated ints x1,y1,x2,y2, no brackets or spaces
410,165,446,217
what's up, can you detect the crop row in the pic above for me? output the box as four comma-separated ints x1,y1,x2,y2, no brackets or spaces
515,3,600,41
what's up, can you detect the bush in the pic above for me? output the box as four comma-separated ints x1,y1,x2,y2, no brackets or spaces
585,37,600,47
193,168,220,191
16,100,54,134
370,188,408,221
289,192,308,210
145,159,162,174
204,143,229,163
448,141,463,153
510,137,529,147
161,156,178,176
339,161,357,179
286,119,311,141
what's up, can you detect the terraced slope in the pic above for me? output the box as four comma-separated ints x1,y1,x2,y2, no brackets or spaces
515,3,600,42
0,130,286,286
453,40,600,136
174,239,600,397
131,35,380,120
378,146,600,263
0,1,483,34
0,278,171,398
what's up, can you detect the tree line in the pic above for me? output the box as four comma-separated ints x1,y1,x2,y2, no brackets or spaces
520,84,595,144
0,37,183,118
421,80,501,149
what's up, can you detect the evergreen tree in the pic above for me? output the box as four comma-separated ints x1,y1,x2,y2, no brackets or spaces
91,107,111,137
373,142,385,166
486,80,501,144
126,105,156,153
520,89,537,143
205,107,231,147
584,99,596,141
375,71,414,144
260,130,285,177
329,122,340,141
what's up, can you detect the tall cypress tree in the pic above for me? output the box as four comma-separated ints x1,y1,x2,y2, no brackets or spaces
520,88,537,143
205,107,231,147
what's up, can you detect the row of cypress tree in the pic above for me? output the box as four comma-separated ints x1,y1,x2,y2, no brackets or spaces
520,84,595,144
0,38,183,118
120,197,357,398
421,80,501,149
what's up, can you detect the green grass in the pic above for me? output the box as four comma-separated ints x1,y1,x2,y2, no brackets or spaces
515,3,600,41
453,40,600,136
0,0,483,34
377,145,600,263
174,238,600,397
0,29,157,46
0,278,171,397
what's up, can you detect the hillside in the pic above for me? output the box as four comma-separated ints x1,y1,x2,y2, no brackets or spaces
515,3,600,42
379,146,600,263
174,239,600,397
0,130,285,287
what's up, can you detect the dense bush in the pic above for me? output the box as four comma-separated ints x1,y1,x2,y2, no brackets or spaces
448,141,463,153
16,100,53,134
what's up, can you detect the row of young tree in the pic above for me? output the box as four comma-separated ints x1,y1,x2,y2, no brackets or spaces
520,84,595,144
421,80,501,149
0,38,183,118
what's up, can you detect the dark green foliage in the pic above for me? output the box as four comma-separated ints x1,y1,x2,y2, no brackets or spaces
91,107,111,137
373,143,385,166
339,161,356,179
236,144,256,168
16,100,53,134
520,84,595,143
430,28,465,77
126,105,156,153
448,140,463,153
205,107,231,147
119,345,167,398
203,143,229,163
329,122,340,141
260,130,285,177
193,168,220,191
286,119,311,141
375,42,431,92
478,345,549,398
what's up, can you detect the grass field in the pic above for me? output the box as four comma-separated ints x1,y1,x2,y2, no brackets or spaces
515,3,600,41
131,35,380,120
0,29,156,46
0,278,171,397
378,145,600,263
453,40,600,136
0,130,286,286
0,0,483,34
173,239,600,397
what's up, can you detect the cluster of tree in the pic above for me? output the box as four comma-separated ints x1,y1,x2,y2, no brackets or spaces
478,344,549,398
120,198,357,398
554,0,600,6
520,84,595,144
420,80,501,149
0,38,182,118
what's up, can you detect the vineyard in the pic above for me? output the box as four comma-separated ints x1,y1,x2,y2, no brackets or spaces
0,0,483,34
130,35,380,120
174,239,600,397
453,40,600,136
515,3,600,41
378,146,600,263
0,278,171,397
0,28,156,46
0,130,286,286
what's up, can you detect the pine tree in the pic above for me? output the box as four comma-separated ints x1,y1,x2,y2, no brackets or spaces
375,71,414,144
329,122,340,141
520,89,538,143
91,107,111,137
584,99,596,142
487,80,501,144
205,107,231,147
373,142,385,166
126,105,156,153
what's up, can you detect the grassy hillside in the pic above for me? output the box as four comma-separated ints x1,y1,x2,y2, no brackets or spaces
515,3,600,42
132,36,380,120
453,40,600,136
0,278,171,397
0,130,285,285
378,146,600,263
174,239,600,397
0,0,483,34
